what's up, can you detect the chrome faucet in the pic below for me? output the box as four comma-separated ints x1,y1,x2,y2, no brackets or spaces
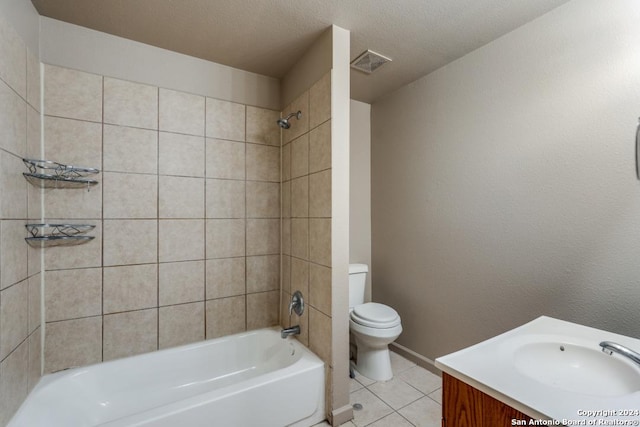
599,341,640,367
281,325,300,339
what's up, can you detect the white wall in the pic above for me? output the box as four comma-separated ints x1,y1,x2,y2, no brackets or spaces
371,0,640,361
349,100,372,302
40,17,280,110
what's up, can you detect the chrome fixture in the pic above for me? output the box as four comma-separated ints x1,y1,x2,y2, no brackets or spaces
635,117,640,180
281,325,301,339
599,341,640,367
289,290,304,316
277,111,302,129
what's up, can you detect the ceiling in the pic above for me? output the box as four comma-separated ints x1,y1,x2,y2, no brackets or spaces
30,0,571,104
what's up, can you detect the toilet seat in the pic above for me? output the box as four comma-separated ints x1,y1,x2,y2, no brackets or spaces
350,303,401,329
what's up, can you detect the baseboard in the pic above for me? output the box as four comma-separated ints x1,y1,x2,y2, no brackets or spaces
390,342,442,377
330,403,354,426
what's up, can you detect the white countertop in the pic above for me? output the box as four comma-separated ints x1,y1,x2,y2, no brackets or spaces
435,316,640,424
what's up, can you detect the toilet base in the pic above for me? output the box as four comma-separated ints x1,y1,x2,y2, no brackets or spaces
355,347,393,381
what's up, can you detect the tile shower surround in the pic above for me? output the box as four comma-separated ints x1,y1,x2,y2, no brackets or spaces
0,14,42,426
42,64,282,373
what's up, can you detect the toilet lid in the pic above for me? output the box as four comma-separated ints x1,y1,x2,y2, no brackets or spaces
351,303,401,328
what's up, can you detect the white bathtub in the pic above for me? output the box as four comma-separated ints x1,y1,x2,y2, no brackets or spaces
9,328,325,427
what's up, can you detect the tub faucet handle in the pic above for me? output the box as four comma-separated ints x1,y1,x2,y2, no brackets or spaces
289,291,304,316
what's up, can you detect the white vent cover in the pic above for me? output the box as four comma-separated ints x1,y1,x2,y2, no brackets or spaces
350,50,392,74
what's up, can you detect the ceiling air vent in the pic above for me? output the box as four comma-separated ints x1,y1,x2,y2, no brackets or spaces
350,50,392,74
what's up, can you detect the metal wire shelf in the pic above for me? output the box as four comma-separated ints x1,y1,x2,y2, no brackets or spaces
22,159,99,189
25,223,96,248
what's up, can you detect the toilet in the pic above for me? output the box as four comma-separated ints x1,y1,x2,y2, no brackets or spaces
349,263,402,381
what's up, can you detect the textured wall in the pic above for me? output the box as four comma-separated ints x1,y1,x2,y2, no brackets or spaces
371,0,640,361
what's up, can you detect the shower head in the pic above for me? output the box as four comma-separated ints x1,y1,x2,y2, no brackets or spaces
277,111,302,129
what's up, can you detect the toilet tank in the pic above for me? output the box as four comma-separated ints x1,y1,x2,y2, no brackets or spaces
348,263,368,309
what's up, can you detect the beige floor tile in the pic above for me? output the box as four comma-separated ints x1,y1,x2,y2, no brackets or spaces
368,377,424,410
350,388,393,427
428,388,442,404
353,369,376,387
398,397,442,427
350,377,364,393
390,351,417,374
368,412,415,427
398,366,442,395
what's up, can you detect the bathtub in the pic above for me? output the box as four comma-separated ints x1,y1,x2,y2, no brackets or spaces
9,328,325,427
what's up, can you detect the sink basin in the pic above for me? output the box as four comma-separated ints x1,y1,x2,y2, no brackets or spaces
513,341,640,397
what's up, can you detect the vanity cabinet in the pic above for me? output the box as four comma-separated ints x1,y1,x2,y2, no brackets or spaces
442,372,533,427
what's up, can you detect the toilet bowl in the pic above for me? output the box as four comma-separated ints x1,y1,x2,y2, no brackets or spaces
348,264,402,381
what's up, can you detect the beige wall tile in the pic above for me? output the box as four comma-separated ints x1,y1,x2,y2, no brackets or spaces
290,257,309,300
246,219,279,256
281,180,291,219
309,120,331,173
44,316,102,373
159,302,204,349
206,219,245,258
206,98,245,142
159,219,205,262
291,218,309,260
246,255,279,293
159,176,204,219
0,340,28,426
309,218,331,267
282,218,291,257
103,309,158,361
206,257,245,299
44,116,101,167
282,255,291,294
0,280,28,360
26,50,40,112
28,274,41,334
103,220,157,266
0,16,26,99
309,170,331,218
45,268,102,321
0,78,26,157
159,260,205,306
104,77,158,129
103,125,158,174
206,138,245,180
27,228,42,276
103,264,157,314
246,144,280,182
282,91,309,144
309,263,331,315
309,72,331,129
291,176,309,218
159,132,205,177
44,220,102,270
26,104,40,158
103,172,157,219
309,306,332,365
159,88,205,136
281,291,291,330
206,179,245,219
27,328,41,393
246,181,280,218
44,64,102,122
282,142,291,181
206,296,245,339
0,150,27,219
0,220,28,290
27,182,40,223
247,291,279,330
246,106,280,146
43,179,103,219
291,134,309,179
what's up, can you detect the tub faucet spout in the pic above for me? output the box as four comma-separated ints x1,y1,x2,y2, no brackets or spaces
281,325,300,339
599,341,640,367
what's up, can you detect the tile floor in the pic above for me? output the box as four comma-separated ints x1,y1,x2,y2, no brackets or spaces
313,352,443,427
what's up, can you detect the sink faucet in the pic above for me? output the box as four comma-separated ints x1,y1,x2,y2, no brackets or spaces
599,341,640,367
281,325,300,339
